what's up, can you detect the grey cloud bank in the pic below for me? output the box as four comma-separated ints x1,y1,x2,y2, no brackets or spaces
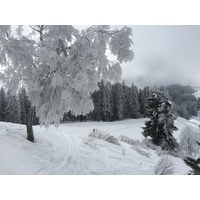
121,25,200,88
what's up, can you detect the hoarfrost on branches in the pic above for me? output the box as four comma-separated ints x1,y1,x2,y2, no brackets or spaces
0,25,134,127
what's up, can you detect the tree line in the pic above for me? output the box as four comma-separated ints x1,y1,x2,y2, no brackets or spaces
63,80,151,122
0,82,199,125
160,84,200,119
0,87,39,125
63,82,199,122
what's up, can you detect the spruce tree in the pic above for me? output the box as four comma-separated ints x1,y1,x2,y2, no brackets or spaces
130,83,140,118
112,83,124,120
91,88,102,121
158,99,179,151
122,80,130,119
99,79,107,121
104,81,113,121
139,86,150,117
142,90,179,151
5,91,21,124
0,87,6,121
142,91,163,146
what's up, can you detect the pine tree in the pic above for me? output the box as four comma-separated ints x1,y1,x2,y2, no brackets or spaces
139,86,150,117
112,83,124,120
158,99,179,151
99,79,107,121
129,83,140,118
197,98,200,110
142,91,162,146
91,88,102,121
142,90,179,151
104,81,114,121
0,87,6,121
122,80,130,119
184,157,200,175
5,91,21,124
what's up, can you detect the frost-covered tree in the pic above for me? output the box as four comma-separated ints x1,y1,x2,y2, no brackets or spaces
184,140,200,174
142,90,179,152
0,25,134,142
154,156,175,175
179,126,200,157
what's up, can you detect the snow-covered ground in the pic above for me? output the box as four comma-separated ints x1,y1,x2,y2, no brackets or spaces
0,117,199,175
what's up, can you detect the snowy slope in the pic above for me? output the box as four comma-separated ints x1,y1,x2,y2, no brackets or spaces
0,117,197,175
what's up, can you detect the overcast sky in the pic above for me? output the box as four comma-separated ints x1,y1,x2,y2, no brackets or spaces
120,25,200,88
13,25,200,88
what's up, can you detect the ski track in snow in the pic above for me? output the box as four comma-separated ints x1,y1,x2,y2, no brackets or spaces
34,130,79,175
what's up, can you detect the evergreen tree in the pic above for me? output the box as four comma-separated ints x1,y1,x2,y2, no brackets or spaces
122,81,130,119
197,97,200,110
0,87,6,121
158,99,179,151
129,83,140,118
112,83,124,120
104,81,114,121
91,88,102,121
142,90,179,151
99,79,107,121
5,91,21,124
142,90,162,146
165,84,198,119
184,157,200,175
124,83,140,119
139,86,150,117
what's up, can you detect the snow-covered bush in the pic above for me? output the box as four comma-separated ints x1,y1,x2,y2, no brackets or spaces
89,129,120,145
119,135,135,145
119,135,148,148
119,136,151,157
83,136,96,147
179,126,200,158
141,138,165,155
154,156,175,175
132,146,151,158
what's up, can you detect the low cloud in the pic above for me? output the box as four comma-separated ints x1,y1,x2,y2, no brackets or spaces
121,25,200,88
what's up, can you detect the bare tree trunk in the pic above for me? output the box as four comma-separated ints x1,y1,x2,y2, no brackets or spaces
26,104,34,142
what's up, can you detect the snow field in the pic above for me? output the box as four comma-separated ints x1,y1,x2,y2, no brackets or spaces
0,117,198,175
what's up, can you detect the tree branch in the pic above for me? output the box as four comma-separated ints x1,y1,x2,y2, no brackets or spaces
29,26,40,33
